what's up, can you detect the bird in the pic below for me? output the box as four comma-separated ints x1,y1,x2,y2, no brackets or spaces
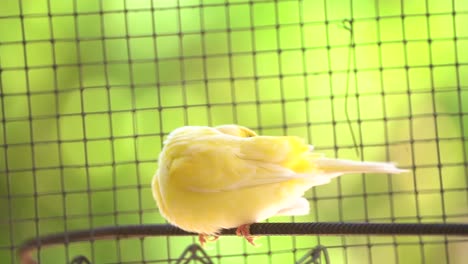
151,125,407,246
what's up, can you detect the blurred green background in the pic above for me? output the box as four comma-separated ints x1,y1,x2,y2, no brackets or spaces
1,0,467,263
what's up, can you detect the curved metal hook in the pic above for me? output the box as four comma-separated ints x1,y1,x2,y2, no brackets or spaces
342,19,353,32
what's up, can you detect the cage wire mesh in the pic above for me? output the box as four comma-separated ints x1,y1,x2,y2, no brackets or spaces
0,0,467,263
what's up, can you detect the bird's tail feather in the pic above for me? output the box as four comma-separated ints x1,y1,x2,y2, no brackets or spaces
315,158,407,175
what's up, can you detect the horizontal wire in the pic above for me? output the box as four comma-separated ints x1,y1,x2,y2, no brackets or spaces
1,78,466,102
1,157,466,177
0,25,464,49
2,45,468,74
1,110,466,143
1,7,466,26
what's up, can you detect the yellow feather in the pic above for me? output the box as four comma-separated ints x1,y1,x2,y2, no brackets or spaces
151,125,407,236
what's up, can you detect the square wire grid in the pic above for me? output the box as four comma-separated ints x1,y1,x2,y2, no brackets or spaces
0,0,468,263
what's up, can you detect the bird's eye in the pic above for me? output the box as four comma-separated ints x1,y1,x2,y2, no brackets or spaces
241,129,257,138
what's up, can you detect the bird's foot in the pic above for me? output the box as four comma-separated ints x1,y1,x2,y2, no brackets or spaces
198,234,219,247
236,224,258,246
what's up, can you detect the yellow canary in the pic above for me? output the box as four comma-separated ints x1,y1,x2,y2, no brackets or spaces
152,125,406,245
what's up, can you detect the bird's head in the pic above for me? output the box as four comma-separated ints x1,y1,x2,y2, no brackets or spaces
215,125,257,138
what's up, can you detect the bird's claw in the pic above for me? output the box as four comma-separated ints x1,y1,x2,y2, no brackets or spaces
198,234,219,247
236,224,259,246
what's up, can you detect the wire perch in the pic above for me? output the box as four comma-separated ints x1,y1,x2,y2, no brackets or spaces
18,222,468,264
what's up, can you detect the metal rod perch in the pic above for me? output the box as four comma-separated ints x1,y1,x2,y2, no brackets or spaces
18,222,468,264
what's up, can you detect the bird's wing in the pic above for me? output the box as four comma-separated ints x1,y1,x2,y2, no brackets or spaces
168,135,323,193
238,135,308,163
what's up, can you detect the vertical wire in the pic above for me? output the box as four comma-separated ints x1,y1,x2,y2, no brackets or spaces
245,1,263,258
176,0,189,128
308,13,324,264
46,0,70,261
397,0,423,263
121,1,143,262
394,0,414,262
450,0,468,212
16,1,42,262
200,2,213,127
342,15,355,264
72,0,96,261
97,0,121,262
249,2,264,135
147,1,160,263
345,8,374,264
130,14,146,264
224,0,238,259
344,2,373,263
0,38,16,264
273,1,288,137
175,0,193,250
296,0,310,260
423,0,450,262
322,0,347,263
149,1,171,261
225,2,239,126
374,0,400,263
268,1,286,261
322,0,336,260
